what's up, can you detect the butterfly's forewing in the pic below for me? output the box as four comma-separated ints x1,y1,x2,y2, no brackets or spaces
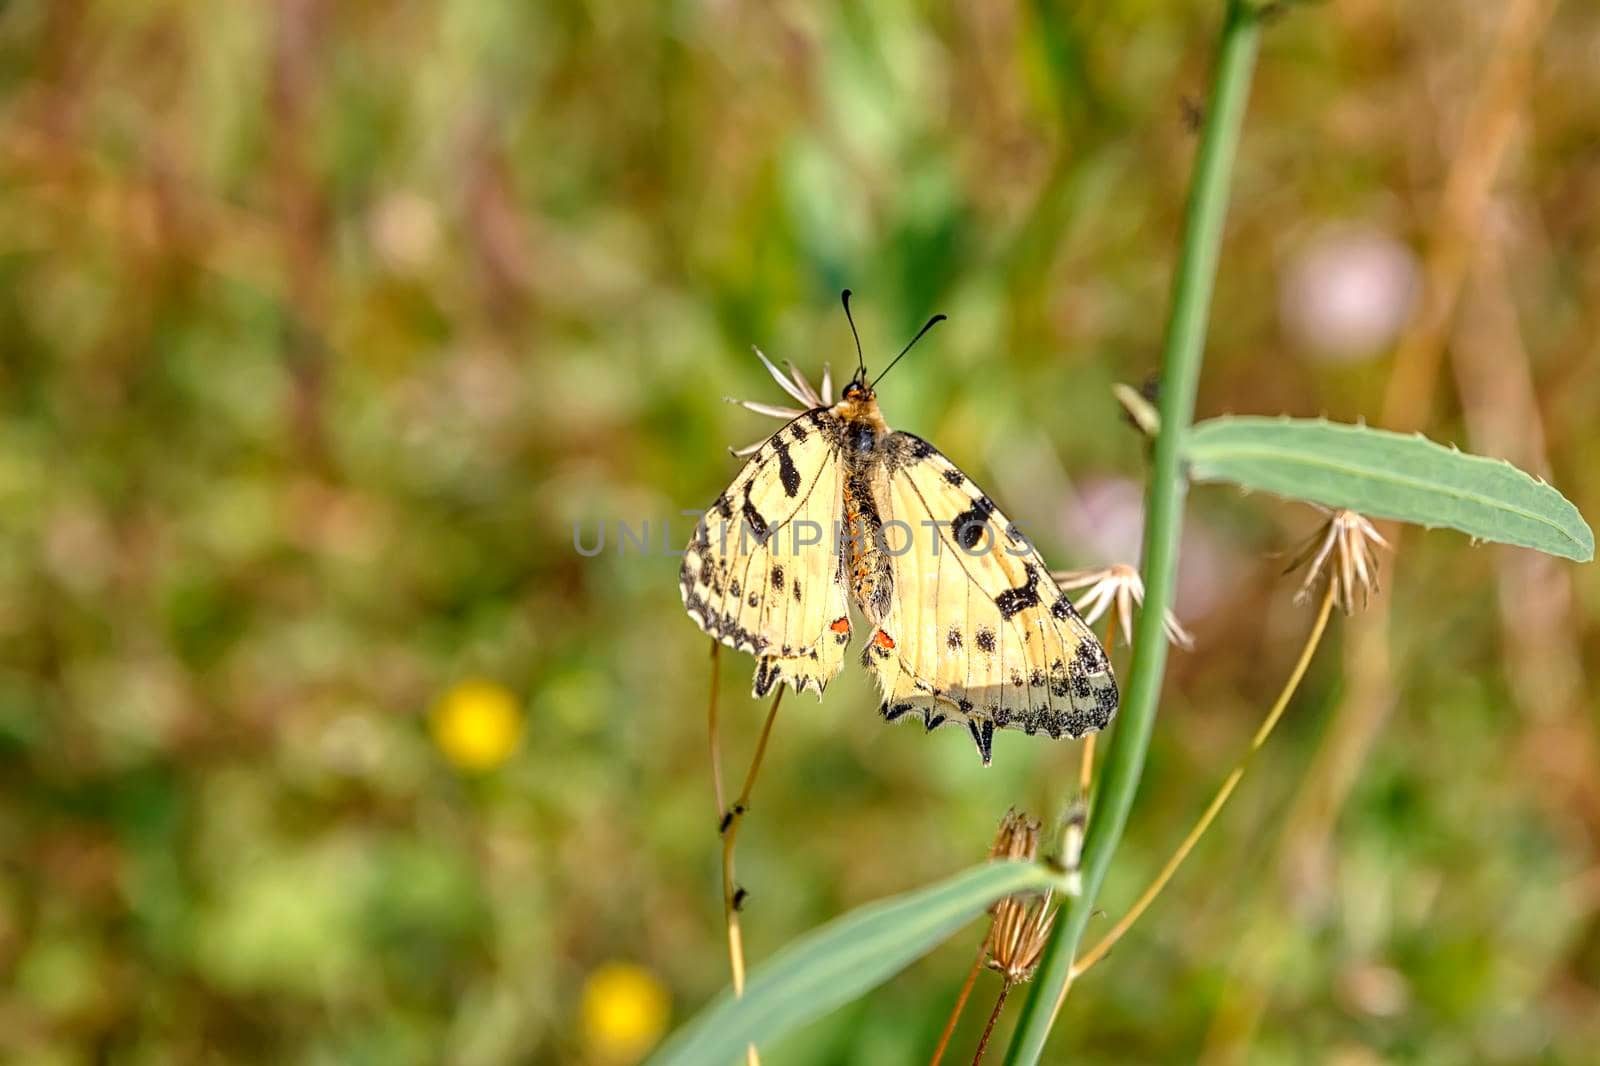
681,412,853,698
856,432,1117,763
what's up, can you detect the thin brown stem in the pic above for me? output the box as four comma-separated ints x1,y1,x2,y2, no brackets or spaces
719,688,783,1066
1070,581,1336,980
1076,734,1096,798
971,980,1013,1065
1110,609,1130,663
734,690,783,814
708,641,726,815
929,941,989,1066
1199,586,1389,1066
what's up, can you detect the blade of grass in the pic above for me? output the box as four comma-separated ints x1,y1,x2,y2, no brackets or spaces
1001,3,1264,1061
646,860,1063,1066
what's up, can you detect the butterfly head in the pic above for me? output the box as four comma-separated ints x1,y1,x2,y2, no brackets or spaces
836,366,885,441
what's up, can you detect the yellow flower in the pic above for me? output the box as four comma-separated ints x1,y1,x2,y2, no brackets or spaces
431,679,522,771
581,961,670,1063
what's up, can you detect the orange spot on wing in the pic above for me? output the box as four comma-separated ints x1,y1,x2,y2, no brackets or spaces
871,629,896,651
830,617,851,634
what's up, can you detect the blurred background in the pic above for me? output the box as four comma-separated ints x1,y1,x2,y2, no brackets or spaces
1,1,1597,1063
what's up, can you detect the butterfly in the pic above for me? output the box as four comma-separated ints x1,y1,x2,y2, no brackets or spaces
680,292,1117,765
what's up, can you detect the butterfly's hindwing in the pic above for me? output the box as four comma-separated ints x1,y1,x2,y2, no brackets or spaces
681,411,853,698
854,432,1117,763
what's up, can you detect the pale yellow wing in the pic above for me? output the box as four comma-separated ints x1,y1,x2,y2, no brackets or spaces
856,432,1117,764
680,411,853,698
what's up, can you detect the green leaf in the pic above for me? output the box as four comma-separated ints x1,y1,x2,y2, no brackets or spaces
1185,417,1593,562
647,860,1060,1066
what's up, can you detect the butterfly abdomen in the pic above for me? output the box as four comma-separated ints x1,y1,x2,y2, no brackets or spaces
842,457,895,623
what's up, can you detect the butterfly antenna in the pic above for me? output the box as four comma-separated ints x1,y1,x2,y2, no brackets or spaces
841,289,867,383
871,313,947,390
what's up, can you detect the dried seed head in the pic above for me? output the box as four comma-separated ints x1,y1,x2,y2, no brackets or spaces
980,808,1060,984
1052,564,1195,650
724,348,833,456
1286,508,1389,613
988,807,1042,863
986,890,1056,984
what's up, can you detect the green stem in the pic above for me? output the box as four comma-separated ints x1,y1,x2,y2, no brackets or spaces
1001,4,1263,1062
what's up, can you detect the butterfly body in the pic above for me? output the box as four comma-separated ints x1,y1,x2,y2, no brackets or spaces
836,385,897,623
681,357,1117,765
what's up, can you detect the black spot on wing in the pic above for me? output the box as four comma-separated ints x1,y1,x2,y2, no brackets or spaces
996,564,1042,619
741,486,771,544
771,564,785,590
976,628,996,653
1074,640,1108,674
685,586,770,658
946,626,962,650
943,468,965,487
1096,679,1119,716
967,718,994,765
773,437,801,498
952,496,996,551
753,657,779,697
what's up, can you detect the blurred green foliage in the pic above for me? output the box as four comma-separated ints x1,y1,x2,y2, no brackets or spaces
0,1,1597,1064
